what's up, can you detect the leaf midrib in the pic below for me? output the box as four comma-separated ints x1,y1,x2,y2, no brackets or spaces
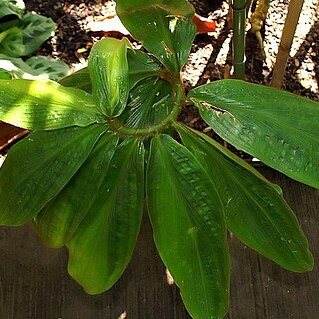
198,96,319,141
73,140,139,285
156,138,214,317
60,134,119,244
211,147,306,267
119,5,180,69
1,92,99,115
4,126,104,196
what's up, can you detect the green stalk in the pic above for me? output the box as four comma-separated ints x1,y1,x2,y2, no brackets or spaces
232,0,247,80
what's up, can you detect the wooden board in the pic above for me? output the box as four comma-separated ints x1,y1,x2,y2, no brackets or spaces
0,167,318,319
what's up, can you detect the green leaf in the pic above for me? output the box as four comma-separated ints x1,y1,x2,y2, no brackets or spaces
0,54,69,80
59,68,92,93
0,26,25,57
0,79,103,129
34,132,119,248
0,54,38,78
0,71,11,79
116,0,196,73
147,134,230,319
67,139,145,294
0,0,24,20
118,76,175,128
60,49,161,94
20,13,56,56
127,48,161,89
0,18,20,33
0,124,108,226
0,13,56,58
88,37,130,117
176,123,314,272
25,56,69,81
189,79,319,189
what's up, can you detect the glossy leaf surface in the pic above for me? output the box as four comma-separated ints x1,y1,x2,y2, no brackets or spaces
59,68,92,93
34,132,119,248
147,134,229,319
60,49,161,94
127,48,161,89
116,0,196,73
189,79,319,189
177,124,314,272
0,79,103,129
118,76,174,129
0,124,107,225
88,37,130,117
67,139,145,294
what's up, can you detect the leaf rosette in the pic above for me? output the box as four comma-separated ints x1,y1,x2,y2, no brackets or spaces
0,1,317,319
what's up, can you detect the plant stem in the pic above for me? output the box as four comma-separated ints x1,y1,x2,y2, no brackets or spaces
232,0,247,80
271,0,304,88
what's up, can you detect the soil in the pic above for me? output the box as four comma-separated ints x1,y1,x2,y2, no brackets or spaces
1,0,319,157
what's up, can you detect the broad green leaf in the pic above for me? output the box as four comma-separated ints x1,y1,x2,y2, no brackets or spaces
116,0,196,73
0,12,55,58
20,13,56,56
176,123,314,272
34,132,119,248
0,79,104,129
67,139,145,294
0,54,39,78
88,37,130,117
25,56,69,81
0,26,24,57
0,0,24,20
189,79,319,189
59,68,92,93
118,76,175,129
147,134,229,319
60,49,161,94
127,48,161,89
0,124,108,225
0,54,69,80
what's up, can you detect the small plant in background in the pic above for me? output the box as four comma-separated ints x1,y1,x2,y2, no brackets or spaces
0,0,318,318
0,0,68,81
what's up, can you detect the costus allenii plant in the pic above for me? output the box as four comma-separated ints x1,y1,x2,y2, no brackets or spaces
0,1,318,318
